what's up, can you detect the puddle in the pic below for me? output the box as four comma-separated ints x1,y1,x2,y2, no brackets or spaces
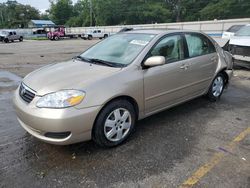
0,71,21,88
0,52,14,55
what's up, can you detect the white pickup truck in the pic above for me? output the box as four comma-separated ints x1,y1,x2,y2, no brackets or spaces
81,29,109,40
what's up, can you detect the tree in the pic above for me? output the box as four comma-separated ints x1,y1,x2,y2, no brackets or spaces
49,0,74,25
200,0,250,20
0,0,40,28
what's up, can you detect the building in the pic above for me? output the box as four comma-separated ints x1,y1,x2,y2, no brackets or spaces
28,20,55,28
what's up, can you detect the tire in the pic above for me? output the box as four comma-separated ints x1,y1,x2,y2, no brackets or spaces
4,38,9,43
54,36,59,41
93,99,136,147
207,73,226,101
88,35,93,40
104,34,108,39
19,37,23,42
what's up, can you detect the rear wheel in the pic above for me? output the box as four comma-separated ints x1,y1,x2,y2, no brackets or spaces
93,100,136,147
54,36,59,41
88,35,93,40
4,38,9,43
19,37,23,42
104,34,108,39
207,73,226,101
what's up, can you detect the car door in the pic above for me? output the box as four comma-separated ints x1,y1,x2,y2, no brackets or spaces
8,32,13,40
183,33,218,94
97,30,102,38
13,32,17,40
143,34,194,115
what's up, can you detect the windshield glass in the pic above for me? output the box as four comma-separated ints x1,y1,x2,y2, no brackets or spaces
235,25,250,36
226,25,244,33
0,31,7,35
80,33,156,66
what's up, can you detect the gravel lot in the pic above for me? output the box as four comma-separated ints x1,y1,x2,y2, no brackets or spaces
0,39,250,188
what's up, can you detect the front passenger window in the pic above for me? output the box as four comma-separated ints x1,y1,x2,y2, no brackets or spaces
150,35,184,63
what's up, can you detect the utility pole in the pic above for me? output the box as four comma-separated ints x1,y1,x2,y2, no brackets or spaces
89,0,93,26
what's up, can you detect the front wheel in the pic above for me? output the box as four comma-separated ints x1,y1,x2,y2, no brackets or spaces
207,73,226,101
4,38,9,43
93,100,136,147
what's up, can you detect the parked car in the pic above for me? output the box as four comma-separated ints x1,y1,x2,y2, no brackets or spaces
14,30,233,147
0,30,23,43
81,29,109,40
222,25,244,40
224,24,250,69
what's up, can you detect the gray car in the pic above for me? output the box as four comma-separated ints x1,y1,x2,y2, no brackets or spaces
13,30,233,147
0,30,23,43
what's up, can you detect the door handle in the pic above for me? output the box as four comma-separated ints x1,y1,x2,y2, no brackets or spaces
180,64,189,70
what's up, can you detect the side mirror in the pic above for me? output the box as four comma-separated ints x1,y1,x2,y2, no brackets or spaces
144,56,166,67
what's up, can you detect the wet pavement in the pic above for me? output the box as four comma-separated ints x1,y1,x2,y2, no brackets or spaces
0,40,250,188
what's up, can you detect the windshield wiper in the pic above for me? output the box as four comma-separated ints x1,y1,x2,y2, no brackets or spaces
74,55,92,63
89,58,123,67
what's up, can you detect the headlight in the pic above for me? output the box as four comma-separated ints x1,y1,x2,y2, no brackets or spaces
36,90,85,108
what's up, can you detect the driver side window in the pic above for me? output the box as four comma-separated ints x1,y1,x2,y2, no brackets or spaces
150,35,184,63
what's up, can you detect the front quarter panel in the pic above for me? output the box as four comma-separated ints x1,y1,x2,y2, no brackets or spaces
75,66,144,117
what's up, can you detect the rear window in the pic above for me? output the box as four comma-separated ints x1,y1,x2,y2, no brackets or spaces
226,25,244,33
185,33,216,58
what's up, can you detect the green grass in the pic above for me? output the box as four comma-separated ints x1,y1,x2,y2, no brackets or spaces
26,37,48,41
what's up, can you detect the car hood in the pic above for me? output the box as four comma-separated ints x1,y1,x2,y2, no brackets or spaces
229,36,250,47
23,60,121,95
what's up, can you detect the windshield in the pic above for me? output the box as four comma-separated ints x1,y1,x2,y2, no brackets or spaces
0,31,7,35
235,25,250,36
226,25,244,33
80,33,155,66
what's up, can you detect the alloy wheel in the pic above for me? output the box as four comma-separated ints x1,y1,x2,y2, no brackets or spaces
212,76,224,97
104,108,132,142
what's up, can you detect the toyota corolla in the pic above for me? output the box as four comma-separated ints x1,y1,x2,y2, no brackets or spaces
13,30,233,147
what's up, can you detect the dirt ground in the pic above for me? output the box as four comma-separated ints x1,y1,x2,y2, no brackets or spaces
0,39,249,188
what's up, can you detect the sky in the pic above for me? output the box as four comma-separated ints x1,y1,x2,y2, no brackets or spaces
0,0,78,13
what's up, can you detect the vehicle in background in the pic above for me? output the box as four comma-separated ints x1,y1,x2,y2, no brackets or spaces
47,26,80,40
118,27,134,32
0,30,23,43
225,24,250,69
81,29,109,40
222,25,244,40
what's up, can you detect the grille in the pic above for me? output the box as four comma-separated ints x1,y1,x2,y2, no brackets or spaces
19,83,36,103
44,132,71,139
230,45,250,56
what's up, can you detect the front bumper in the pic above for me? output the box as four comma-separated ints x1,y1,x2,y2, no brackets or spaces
13,88,102,145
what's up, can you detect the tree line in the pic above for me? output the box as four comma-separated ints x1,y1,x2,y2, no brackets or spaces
1,0,250,29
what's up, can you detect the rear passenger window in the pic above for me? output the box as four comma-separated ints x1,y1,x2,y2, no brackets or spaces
185,34,216,58
150,35,185,63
